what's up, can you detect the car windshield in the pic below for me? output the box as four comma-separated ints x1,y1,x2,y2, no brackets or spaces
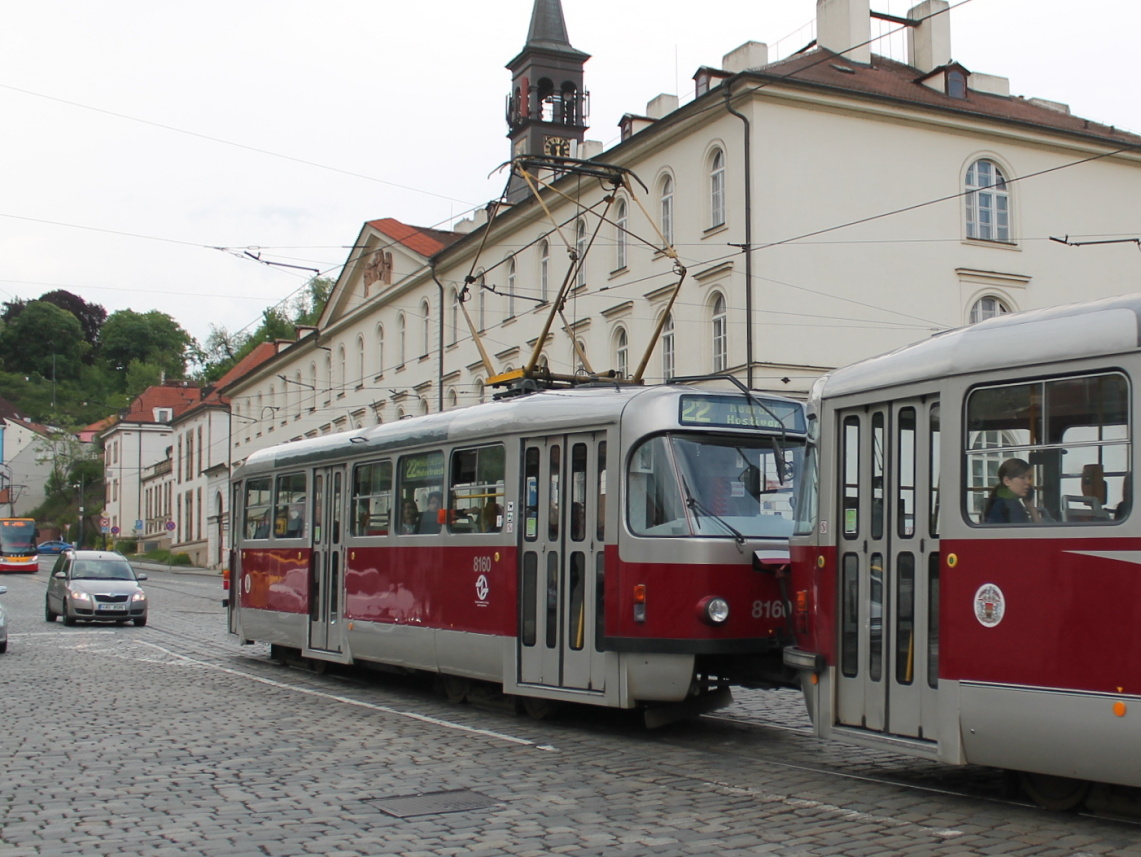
71,560,135,580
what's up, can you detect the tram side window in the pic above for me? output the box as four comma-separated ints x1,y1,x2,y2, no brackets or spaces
398,451,444,535
841,416,860,537
352,460,392,537
274,472,307,538
448,444,505,533
965,372,1131,525
244,478,272,540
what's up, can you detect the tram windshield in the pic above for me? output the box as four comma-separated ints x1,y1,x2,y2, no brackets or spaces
0,518,37,554
627,433,803,539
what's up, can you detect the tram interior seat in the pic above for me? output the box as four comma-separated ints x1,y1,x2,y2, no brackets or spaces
1060,495,1110,522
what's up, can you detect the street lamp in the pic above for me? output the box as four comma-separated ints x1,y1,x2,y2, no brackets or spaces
72,474,85,548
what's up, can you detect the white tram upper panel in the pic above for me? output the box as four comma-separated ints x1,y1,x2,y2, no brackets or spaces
236,383,804,477
812,293,1141,401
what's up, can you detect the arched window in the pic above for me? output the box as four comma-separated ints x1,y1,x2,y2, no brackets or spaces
293,371,303,417
476,269,487,331
965,159,1010,242
419,298,431,356
449,287,459,345
398,312,407,367
323,353,332,405
308,362,317,411
475,378,485,404
507,258,517,319
447,388,459,410
575,338,589,376
615,199,628,270
539,240,550,303
710,149,726,228
615,327,628,379
576,219,587,288
375,324,384,376
337,345,346,397
420,398,430,416
660,174,675,247
356,334,365,388
661,312,675,381
711,293,727,373
970,295,1010,324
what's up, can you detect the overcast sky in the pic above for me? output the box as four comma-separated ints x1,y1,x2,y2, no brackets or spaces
3,0,1139,353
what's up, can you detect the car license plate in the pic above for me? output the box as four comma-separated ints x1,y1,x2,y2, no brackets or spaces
97,603,127,612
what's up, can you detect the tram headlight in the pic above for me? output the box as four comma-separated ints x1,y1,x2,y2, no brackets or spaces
697,596,730,626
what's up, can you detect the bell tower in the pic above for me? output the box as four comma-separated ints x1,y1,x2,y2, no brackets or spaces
505,0,590,200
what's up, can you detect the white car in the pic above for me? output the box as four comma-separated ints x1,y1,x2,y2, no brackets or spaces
0,585,8,653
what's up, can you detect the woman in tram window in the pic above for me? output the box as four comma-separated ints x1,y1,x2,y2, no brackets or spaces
983,458,1042,524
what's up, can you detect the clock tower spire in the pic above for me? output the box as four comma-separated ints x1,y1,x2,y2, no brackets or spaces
505,0,590,200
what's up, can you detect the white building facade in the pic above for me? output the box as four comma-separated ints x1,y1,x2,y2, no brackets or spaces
220,0,1141,477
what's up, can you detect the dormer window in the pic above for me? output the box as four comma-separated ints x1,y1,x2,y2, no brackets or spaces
154,408,173,423
947,69,967,99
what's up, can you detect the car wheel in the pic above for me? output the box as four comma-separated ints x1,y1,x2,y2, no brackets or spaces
45,599,57,622
133,616,147,627
62,602,77,626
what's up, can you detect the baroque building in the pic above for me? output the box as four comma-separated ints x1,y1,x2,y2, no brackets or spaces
134,0,1141,565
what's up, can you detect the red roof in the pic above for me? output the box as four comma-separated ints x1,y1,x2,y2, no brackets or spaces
367,218,461,258
750,49,1141,146
119,381,201,424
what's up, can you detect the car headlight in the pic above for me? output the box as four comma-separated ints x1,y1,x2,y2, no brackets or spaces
70,590,92,602
131,591,146,603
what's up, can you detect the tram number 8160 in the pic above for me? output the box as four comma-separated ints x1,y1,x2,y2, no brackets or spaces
752,599,785,619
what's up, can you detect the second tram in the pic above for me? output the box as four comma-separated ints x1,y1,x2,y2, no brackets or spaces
230,383,805,721
0,518,39,573
784,294,1141,807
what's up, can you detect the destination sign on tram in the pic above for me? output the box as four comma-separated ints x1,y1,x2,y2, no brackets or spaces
679,395,805,432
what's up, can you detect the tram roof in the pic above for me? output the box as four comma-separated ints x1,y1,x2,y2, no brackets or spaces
816,293,1141,399
235,383,801,475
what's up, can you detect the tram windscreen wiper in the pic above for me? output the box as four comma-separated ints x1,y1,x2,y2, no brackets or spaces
682,480,746,544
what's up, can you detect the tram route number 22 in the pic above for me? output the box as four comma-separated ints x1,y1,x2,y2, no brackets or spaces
752,599,785,619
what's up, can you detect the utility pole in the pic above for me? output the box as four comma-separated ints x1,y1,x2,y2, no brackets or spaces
73,474,85,548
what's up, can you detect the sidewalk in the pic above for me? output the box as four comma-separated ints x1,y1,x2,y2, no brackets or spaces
130,558,221,577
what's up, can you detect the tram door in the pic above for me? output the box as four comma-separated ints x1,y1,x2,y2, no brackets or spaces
834,399,940,741
308,466,346,654
518,432,607,694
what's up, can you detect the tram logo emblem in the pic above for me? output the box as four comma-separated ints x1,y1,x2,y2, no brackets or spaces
475,573,489,604
974,583,1005,627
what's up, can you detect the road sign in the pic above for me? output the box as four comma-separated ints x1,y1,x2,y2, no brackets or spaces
111,526,120,535
100,517,109,528
166,520,176,531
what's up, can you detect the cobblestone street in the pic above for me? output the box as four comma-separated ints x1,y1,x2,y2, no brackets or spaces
2,567,1140,856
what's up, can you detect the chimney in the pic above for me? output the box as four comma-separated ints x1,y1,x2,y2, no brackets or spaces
907,1,951,73
646,94,679,119
816,0,871,65
722,41,769,73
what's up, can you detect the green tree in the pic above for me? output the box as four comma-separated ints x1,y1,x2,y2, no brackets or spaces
0,301,86,379
98,309,193,380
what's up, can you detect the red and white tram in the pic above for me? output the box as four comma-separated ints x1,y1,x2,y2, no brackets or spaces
229,383,804,721
784,294,1141,806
